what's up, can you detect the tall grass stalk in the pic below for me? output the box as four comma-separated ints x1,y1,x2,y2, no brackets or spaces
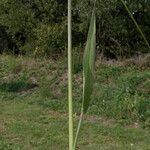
68,0,74,150
120,0,150,49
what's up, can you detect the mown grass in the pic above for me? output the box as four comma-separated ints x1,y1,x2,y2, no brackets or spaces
0,55,150,149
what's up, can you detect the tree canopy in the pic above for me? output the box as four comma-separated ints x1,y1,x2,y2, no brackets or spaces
0,0,150,58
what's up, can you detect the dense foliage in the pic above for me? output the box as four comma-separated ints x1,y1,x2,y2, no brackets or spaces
0,0,150,58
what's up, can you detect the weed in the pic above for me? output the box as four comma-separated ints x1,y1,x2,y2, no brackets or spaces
39,78,52,98
7,56,22,74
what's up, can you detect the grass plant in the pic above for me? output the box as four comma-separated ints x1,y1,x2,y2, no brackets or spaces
67,0,149,149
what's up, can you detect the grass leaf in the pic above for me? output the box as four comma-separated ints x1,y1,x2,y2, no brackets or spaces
120,0,150,49
83,3,96,113
73,3,96,149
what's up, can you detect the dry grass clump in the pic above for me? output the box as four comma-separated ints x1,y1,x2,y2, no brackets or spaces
122,53,150,69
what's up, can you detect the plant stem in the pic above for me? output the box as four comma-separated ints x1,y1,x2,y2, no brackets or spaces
68,0,74,150
120,0,150,49
73,108,83,150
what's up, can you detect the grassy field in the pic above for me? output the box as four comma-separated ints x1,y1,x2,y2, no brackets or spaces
0,55,150,150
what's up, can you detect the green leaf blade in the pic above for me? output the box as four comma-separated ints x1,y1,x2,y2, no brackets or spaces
83,7,96,113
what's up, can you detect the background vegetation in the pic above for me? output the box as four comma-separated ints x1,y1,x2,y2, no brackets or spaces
0,55,150,149
0,1,150,149
0,0,150,58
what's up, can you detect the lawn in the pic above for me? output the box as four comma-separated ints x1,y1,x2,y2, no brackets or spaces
0,55,150,150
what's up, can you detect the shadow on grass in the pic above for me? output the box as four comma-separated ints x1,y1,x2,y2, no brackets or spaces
0,81,37,93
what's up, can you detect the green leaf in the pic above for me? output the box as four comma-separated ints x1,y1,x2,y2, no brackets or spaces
83,6,96,113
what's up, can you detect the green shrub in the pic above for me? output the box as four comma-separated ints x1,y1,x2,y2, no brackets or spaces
34,23,67,56
0,0,149,57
